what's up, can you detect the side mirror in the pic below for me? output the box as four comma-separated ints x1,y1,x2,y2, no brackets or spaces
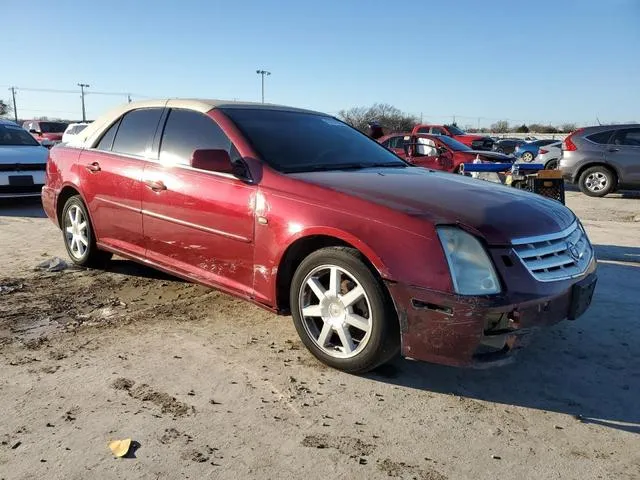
29,129,39,135
191,149,233,174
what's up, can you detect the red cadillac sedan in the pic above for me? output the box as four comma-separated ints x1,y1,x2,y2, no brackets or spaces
42,99,596,373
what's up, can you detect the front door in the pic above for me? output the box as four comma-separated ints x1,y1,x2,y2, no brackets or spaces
142,108,256,296
609,128,640,185
78,108,164,256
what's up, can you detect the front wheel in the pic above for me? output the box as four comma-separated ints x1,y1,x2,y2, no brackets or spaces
290,247,399,373
61,195,112,267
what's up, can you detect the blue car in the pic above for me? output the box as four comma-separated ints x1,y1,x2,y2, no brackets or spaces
514,139,561,162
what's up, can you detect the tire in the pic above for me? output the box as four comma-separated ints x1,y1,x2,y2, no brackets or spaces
521,151,534,162
290,247,399,373
578,166,615,197
545,159,558,170
61,195,112,267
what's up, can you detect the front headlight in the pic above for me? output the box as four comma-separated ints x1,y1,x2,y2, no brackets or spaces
437,226,501,295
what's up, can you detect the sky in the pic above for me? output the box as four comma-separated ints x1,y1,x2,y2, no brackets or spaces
2,0,639,127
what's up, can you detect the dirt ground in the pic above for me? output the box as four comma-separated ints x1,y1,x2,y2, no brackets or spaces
0,190,639,480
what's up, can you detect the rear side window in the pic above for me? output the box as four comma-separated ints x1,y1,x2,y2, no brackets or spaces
95,120,121,151
111,108,163,157
586,130,615,144
159,109,232,166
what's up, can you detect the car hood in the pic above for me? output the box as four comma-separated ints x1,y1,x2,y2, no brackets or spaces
290,167,575,245
457,134,490,141
0,145,49,164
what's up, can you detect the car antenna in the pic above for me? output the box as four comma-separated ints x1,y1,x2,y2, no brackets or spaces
596,116,602,126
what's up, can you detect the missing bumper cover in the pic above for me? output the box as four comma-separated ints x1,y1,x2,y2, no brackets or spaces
411,299,453,315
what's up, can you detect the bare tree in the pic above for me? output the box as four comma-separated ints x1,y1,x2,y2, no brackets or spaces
338,103,418,134
490,120,510,133
0,100,12,117
560,123,577,133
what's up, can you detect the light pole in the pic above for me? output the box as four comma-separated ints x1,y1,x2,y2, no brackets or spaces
9,87,18,123
256,69,271,103
78,83,90,122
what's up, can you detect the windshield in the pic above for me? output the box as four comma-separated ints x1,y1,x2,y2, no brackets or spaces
445,124,465,135
40,122,68,133
436,135,472,151
0,125,41,146
221,108,407,173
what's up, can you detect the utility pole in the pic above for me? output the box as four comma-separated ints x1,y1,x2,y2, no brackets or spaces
255,69,271,103
9,87,18,123
78,83,90,122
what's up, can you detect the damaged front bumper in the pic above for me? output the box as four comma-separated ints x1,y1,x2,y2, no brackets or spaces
386,261,597,367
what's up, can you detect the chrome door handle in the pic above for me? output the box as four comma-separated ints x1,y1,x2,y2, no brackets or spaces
144,180,167,192
85,162,101,173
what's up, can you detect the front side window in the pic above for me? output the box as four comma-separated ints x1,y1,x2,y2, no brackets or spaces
387,136,407,149
436,135,472,151
221,108,407,173
611,128,640,147
159,109,232,166
111,108,163,157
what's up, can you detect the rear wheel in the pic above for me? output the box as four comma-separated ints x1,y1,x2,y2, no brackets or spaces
578,166,615,197
545,159,558,170
521,151,534,162
290,247,399,373
62,196,112,267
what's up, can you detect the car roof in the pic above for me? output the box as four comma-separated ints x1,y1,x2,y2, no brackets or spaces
0,119,19,126
74,98,327,148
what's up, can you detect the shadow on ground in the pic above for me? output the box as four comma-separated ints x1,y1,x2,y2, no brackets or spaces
105,259,185,282
595,244,640,263
368,260,640,435
0,198,46,218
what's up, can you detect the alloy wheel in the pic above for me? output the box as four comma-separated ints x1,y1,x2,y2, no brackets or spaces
298,264,372,359
64,204,89,259
585,172,608,193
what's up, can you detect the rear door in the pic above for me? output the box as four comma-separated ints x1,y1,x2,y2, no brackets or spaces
609,128,640,185
79,108,164,257
141,108,256,295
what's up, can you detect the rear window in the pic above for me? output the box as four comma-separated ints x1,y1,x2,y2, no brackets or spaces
111,108,163,157
586,130,615,144
40,122,68,133
0,124,40,146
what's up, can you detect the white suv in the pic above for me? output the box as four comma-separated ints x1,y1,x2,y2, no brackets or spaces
62,123,90,144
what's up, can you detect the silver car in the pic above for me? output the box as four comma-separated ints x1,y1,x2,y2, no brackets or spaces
560,124,640,197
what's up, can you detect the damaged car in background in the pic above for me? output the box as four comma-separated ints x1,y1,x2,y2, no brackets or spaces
42,99,597,373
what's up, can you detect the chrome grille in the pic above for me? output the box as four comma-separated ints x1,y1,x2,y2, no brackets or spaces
512,222,592,282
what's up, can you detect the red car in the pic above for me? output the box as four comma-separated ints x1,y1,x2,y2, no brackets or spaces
23,120,69,144
412,124,494,151
42,99,597,373
380,133,513,172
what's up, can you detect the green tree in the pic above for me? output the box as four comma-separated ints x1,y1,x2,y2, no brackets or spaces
514,124,529,133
